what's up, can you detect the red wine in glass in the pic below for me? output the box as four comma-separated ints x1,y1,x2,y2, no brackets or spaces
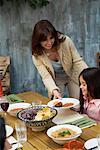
1,102,9,111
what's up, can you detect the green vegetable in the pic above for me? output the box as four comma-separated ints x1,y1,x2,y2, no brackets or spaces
58,130,71,137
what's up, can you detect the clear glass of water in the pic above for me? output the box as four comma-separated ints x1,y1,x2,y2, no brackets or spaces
15,122,27,143
97,134,100,150
32,100,42,107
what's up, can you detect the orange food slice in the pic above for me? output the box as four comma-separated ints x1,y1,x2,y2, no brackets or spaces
10,108,23,112
63,103,74,107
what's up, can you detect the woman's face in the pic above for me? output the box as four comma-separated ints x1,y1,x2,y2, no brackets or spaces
79,75,87,97
40,34,55,50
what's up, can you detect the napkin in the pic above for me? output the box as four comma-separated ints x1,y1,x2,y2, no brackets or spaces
7,136,23,150
69,116,96,129
7,94,24,103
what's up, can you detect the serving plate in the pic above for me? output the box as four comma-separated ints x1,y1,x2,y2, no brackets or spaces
47,98,79,110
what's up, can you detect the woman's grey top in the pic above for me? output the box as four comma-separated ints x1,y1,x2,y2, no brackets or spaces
51,60,68,78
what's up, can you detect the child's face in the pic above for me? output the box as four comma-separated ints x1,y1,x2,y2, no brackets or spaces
79,75,87,97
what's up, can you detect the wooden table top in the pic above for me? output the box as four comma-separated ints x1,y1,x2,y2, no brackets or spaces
0,91,100,150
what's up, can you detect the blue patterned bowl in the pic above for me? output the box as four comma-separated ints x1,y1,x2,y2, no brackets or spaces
17,105,57,131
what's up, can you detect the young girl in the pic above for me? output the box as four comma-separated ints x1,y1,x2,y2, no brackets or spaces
79,67,100,122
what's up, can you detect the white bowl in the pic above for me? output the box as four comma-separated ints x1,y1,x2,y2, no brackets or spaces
8,103,31,117
47,98,80,111
47,124,82,145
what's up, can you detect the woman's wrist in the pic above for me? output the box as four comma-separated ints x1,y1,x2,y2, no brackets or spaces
52,89,61,99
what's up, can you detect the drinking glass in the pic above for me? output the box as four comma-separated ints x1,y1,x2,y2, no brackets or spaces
0,96,9,116
15,122,27,144
97,134,100,150
32,100,42,107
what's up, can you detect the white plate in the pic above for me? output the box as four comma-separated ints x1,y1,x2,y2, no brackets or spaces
8,103,31,111
52,109,84,124
47,98,79,110
84,138,98,150
7,103,31,116
6,125,13,137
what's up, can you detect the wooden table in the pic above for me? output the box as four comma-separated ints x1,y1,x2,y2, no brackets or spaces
1,91,100,150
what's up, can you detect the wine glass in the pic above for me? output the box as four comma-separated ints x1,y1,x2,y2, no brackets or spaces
0,96,9,117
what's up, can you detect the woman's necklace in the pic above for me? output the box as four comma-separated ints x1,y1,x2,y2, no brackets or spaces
45,49,56,56
45,49,59,61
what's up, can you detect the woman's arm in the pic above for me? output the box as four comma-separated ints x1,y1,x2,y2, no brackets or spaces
32,55,60,96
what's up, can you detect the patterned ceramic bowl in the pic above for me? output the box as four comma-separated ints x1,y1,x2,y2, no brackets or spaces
17,105,57,131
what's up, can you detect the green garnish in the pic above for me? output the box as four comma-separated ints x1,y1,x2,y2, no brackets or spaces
58,130,71,137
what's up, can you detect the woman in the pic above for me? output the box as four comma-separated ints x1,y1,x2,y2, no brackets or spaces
79,67,100,122
32,20,88,99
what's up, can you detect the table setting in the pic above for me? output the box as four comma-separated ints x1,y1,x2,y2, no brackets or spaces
0,91,99,150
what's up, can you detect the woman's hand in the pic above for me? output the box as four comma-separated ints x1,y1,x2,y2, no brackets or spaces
52,89,62,99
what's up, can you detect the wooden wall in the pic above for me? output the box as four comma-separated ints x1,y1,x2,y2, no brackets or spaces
0,0,99,95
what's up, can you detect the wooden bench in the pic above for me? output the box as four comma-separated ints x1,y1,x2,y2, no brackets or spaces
0,56,10,94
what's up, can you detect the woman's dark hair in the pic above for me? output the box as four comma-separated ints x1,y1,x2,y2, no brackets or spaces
79,67,100,113
32,20,65,56
0,116,6,150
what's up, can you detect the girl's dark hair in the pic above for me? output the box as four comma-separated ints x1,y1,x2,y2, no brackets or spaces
32,20,65,56
79,67,100,113
0,116,6,150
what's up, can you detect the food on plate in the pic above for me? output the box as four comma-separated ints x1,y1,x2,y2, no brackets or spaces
34,107,52,121
63,103,74,107
51,128,77,138
20,107,53,121
21,109,36,120
53,101,74,108
54,101,63,107
10,108,23,112
63,140,84,150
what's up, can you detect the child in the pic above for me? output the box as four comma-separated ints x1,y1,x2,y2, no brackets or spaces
79,67,100,122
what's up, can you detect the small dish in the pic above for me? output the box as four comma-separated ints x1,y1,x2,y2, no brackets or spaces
84,138,98,150
6,125,13,137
